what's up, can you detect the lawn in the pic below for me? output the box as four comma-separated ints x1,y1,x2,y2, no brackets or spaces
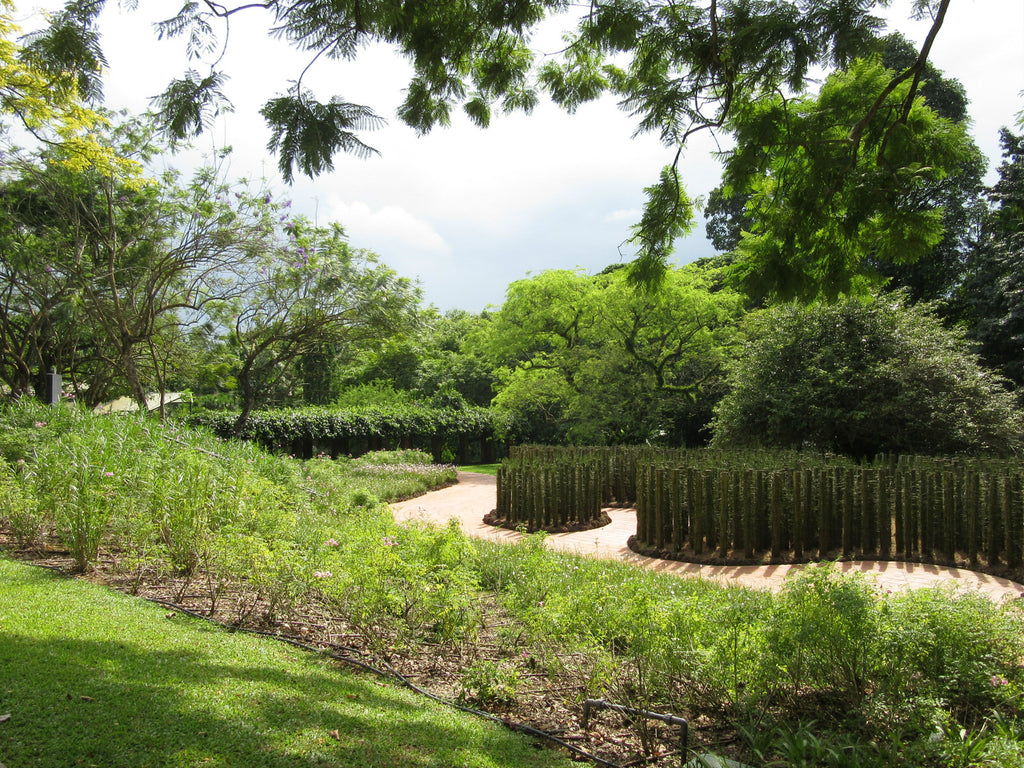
0,556,572,768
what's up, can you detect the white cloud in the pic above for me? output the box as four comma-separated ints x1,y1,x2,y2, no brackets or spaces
325,199,451,257
605,208,642,223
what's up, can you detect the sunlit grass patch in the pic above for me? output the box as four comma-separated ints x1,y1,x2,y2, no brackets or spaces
0,556,572,768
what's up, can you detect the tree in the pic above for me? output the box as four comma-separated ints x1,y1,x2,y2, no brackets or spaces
711,295,1022,458
480,263,744,444
36,0,964,286
959,128,1024,387
211,219,420,431
413,310,497,407
477,269,594,442
869,32,986,304
704,186,752,255
721,57,976,303
704,31,988,307
0,117,281,410
1,0,138,178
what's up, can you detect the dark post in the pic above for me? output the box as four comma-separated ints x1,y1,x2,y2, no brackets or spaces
45,368,62,406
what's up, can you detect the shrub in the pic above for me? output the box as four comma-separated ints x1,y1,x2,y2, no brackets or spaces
0,464,43,548
712,295,1023,457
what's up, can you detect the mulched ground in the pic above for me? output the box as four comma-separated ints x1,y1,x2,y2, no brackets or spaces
1,532,739,768
483,509,613,534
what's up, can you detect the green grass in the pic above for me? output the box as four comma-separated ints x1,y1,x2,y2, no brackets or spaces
0,557,573,768
458,463,499,475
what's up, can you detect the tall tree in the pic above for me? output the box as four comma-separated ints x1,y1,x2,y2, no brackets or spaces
336,308,497,407
960,128,1024,387
869,32,986,304
0,116,283,409
721,58,976,303
1,0,138,178
35,0,964,286
704,30,987,307
481,263,743,444
210,218,420,431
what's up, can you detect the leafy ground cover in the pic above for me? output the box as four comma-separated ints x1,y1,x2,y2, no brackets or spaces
3,402,1024,767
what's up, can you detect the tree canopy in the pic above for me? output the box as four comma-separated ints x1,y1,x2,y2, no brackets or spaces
478,263,744,444
722,56,977,303
1,0,139,179
959,129,1024,387
31,0,966,286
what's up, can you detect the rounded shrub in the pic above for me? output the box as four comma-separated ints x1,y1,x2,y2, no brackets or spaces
712,294,1023,458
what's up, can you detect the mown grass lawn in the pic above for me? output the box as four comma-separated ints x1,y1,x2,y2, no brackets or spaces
0,556,572,768
458,463,499,475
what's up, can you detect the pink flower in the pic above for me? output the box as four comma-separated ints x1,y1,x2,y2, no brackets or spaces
324,538,340,547
990,675,1009,687
382,536,398,547
313,570,332,579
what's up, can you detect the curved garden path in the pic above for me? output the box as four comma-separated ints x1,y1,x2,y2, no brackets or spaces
391,472,1024,601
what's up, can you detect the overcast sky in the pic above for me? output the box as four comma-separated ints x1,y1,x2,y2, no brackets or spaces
18,0,1024,312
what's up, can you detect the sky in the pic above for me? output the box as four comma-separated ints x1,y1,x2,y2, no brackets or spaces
15,0,1024,312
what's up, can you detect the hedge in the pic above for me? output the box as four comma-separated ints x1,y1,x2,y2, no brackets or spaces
185,405,517,462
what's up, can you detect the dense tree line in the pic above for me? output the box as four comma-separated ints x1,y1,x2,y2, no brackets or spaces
0,114,419,422
1,0,1021,456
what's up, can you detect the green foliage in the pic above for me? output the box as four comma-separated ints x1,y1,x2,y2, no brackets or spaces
706,33,988,308
627,165,696,288
877,587,1024,719
30,0,963,288
4,401,1024,764
332,381,419,409
712,295,1023,458
760,565,881,702
332,309,496,409
0,122,292,408
261,91,384,182
212,217,422,429
482,263,744,445
0,463,43,548
473,535,1024,751
0,0,135,177
722,58,977,302
960,128,1024,388
0,117,420,414
0,401,456,580
187,403,511,458
150,69,231,139
458,658,520,705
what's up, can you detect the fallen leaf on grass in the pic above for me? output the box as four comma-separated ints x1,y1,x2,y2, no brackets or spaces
0,713,11,723
329,729,341,741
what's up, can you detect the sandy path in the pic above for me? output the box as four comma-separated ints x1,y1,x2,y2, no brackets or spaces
391,471,1024,601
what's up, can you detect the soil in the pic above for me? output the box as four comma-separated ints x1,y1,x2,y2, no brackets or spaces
482,509,613,534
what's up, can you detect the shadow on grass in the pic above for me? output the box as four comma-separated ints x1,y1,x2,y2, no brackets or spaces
0,560,563,768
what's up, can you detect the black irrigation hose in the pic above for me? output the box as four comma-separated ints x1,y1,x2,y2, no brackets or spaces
134,590,628,768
